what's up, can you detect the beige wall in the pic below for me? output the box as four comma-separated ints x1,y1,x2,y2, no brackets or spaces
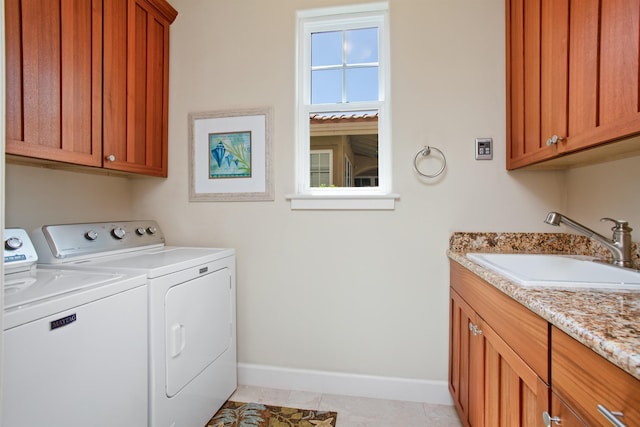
565,156,640,236
131,0,566,381
4,164,133,230
4,0,640,384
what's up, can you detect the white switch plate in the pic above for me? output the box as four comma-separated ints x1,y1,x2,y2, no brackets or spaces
475,137,493,160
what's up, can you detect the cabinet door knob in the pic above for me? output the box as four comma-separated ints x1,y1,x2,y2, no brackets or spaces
468,322,483,336
546,135,564,146
597,405,627,427
542,411,561,426
106,154,116,162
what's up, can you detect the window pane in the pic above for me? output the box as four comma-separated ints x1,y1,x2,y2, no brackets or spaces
309,111,378,188
346,67,378,102
346,28,378,64
311,31,342,66
310,151,331,187
312,69,342,104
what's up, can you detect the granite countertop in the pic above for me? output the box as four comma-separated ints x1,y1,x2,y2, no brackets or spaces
447,232,640,381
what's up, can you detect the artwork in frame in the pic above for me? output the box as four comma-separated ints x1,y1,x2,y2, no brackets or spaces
189,107,274,201
208,131,252,179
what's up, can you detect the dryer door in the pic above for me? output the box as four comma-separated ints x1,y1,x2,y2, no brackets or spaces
165,267,231,397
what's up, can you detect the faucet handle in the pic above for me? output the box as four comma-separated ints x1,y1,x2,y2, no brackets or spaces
600,218,632,232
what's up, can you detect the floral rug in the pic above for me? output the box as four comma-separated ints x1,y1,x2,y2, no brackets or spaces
206,401,337,427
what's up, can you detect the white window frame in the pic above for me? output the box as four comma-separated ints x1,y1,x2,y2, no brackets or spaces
289,2,398,210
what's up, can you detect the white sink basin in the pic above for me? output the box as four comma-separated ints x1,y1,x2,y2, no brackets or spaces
466,253,640,289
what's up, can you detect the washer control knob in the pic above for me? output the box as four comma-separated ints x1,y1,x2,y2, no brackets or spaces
4,237,23,250
111,227,126,240
146,226,158,235
135,227,146,236
85,230,99,241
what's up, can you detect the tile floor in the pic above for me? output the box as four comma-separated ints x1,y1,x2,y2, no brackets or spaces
228,385,463,427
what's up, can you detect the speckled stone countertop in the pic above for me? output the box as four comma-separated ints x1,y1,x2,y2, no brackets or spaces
447,232,640,381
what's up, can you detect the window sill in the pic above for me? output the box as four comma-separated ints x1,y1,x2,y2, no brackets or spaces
286,193,400,210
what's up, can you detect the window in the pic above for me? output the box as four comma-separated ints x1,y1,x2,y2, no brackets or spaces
310,150,333,187
290,2,397,210
354,176,378,187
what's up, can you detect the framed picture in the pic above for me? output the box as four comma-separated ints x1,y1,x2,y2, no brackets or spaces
189,107,274,201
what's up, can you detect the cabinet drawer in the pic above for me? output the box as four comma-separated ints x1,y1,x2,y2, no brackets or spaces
450,262,549,383
552,327,640,426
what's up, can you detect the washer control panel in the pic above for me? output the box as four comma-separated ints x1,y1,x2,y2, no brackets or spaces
31,220,166,263
3,228,39,273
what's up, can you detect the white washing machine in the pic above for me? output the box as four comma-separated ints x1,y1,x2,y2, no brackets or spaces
2,228,148,427
32,221,237,427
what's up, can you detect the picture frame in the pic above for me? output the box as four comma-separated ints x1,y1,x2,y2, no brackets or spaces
189,107,274,201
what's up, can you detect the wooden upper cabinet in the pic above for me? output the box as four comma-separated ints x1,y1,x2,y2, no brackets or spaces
5,0,103,166
507,0,568,169
506,0,640,170
103,0,177,177
5,0,176,177
565,0,640,153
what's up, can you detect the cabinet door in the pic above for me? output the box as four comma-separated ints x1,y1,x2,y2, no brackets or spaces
507,0,640,169
548,392,587,427
481,319,549,427
506,0,569,170
103,0,177,177
5,0,103,166
564,0,640,153
449,289,484,427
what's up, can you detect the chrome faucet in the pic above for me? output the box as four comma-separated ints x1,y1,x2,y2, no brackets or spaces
544,212,633,268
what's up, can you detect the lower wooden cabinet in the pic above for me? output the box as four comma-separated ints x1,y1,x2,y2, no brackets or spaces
551,327,640,427
450,260,640,427
482,319,548,426
449,289,483,426
549,392,587,427
449,261,549,427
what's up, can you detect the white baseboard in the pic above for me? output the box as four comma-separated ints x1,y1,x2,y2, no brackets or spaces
237,363,454,406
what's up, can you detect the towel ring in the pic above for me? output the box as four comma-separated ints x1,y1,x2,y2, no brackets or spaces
414,146,446,178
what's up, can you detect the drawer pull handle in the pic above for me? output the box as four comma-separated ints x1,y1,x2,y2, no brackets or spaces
597,404,627,427
542,411,561,426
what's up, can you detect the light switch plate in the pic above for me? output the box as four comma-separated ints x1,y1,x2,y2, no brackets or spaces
475,137,493,160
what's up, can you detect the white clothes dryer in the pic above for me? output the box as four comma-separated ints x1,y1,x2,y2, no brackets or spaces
2,228,148,427
32,221,237,427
